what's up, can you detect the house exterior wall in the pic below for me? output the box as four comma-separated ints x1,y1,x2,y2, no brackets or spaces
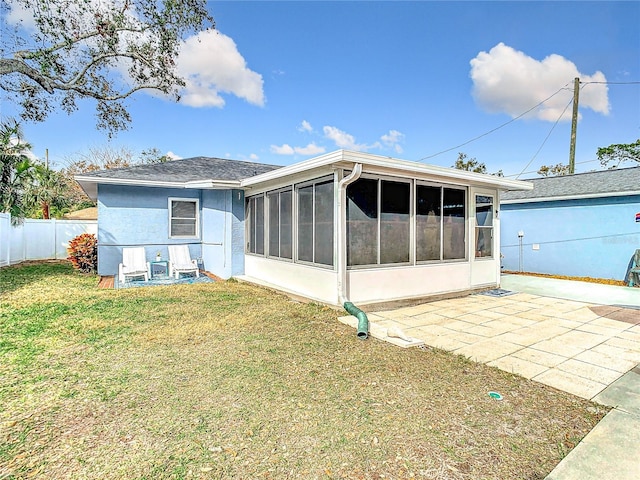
97,184,203,276
500,195,640,281
245,256,339,304
201,189,245,279
243,169,503,306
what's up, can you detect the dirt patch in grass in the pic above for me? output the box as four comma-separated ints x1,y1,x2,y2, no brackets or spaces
1,262,606,479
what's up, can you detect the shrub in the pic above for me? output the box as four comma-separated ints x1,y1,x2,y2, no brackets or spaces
67,233,97,273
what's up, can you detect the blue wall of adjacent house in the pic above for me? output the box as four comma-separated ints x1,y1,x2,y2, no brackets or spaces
97,184,245,278
500,195,640,281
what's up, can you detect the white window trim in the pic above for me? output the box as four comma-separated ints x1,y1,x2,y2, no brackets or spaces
294,176,335,269
168,197,200,239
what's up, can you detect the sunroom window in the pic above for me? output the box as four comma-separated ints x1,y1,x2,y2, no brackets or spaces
346,178,411,266
475,195,494,258
415,185,466,261
267,189,292,259
246,195,264,255
297,179,334,266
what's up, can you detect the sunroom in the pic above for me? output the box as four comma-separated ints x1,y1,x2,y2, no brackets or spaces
240,150,532,307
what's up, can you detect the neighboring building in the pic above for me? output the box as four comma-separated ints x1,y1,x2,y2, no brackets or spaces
76,150,531,306
500,166,640,281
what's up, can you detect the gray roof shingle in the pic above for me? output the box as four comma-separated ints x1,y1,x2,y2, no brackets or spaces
79,156,282,183
502,166,640,202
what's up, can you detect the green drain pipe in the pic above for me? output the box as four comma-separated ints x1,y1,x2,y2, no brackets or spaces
343,302,369,340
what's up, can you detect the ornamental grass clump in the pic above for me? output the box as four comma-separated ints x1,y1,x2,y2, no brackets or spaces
66,233,97,273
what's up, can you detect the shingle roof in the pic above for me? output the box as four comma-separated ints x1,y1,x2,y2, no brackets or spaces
79,156,281,183
502,166,640,202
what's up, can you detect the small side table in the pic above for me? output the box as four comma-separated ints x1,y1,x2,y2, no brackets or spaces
150,260,170,279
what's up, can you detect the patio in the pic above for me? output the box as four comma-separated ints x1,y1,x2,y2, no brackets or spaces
340,277,640,400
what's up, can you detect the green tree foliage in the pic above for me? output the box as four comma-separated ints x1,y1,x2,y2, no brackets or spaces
23,163,69,219
0,0,214,136
452,152,487,174
596,139,640,169
0,119,35,224
537,162,571,177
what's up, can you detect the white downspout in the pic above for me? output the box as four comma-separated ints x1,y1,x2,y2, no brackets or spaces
337,163,362,304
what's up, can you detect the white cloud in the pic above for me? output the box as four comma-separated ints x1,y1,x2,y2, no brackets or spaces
470,43,609,122
323,126,381,151
294,143,325,155
177,30,265,108
270,143,325,156
298,120,313,133
270,144,295,155
249,153,259,161
165,151,182,160
380,130,405,154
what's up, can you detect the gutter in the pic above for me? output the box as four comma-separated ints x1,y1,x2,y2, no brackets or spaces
336,163,369,339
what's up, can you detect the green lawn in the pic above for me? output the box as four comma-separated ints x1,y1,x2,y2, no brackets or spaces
0,261,605,479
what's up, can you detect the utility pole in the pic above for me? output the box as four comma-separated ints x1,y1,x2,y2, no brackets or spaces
568,77,580,174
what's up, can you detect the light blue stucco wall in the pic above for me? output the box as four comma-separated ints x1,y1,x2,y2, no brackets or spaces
500,195,640,281
97,184,245,278
200,189,245,279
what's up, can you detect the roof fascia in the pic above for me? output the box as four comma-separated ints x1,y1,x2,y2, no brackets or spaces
74,175,241,189
241,149,533,191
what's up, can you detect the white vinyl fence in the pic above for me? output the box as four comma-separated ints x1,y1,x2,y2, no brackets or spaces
0,213,97,268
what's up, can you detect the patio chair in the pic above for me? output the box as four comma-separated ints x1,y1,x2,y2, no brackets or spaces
118,247,150,283
168,245,200,279
628,249,640,287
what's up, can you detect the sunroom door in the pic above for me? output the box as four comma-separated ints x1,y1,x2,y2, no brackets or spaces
470,189,498,287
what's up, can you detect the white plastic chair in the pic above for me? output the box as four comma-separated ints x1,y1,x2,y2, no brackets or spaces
118,247,150,283
168,245,200,279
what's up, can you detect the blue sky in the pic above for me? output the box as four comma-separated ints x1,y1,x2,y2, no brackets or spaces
3,1,639,177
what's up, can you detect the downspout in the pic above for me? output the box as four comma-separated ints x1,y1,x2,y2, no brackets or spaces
337,163,369,340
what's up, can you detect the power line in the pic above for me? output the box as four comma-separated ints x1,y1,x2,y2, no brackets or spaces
515,96,574,179
417,83,572,162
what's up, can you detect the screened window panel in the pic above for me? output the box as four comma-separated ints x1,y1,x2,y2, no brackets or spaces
172,201,196,218
171,219,196,237
347,178,378,266
247,196,265,255
380,180,410,264
416,185,442,261
297,185,314,262
443,188,466,260
255,196,264,255
268,192,280,257
247,198,255,253
314,180,334,266
475,195,493,258
280,190,292,259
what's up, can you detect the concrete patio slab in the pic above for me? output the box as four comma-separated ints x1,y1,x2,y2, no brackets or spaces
545,409,640,480
338,274,640,479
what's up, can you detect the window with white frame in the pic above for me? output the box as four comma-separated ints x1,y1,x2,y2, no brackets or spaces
246,195,264,255
346,177,411,266
474,194,493,258
415,184,467,262
297,178,334,267
267,188,292,259
169,198,199,238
